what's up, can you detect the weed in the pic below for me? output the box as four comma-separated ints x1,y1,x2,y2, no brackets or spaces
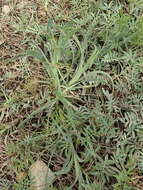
1,0,143,190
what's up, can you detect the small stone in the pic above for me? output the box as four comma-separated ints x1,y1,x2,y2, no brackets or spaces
29,160,55,190
2,5,11,15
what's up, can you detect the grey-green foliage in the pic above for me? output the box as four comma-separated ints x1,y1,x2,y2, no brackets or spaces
2,1,143,190
18,12,143,190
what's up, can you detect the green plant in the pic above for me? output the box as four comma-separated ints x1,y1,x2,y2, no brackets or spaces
1,1,143,190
